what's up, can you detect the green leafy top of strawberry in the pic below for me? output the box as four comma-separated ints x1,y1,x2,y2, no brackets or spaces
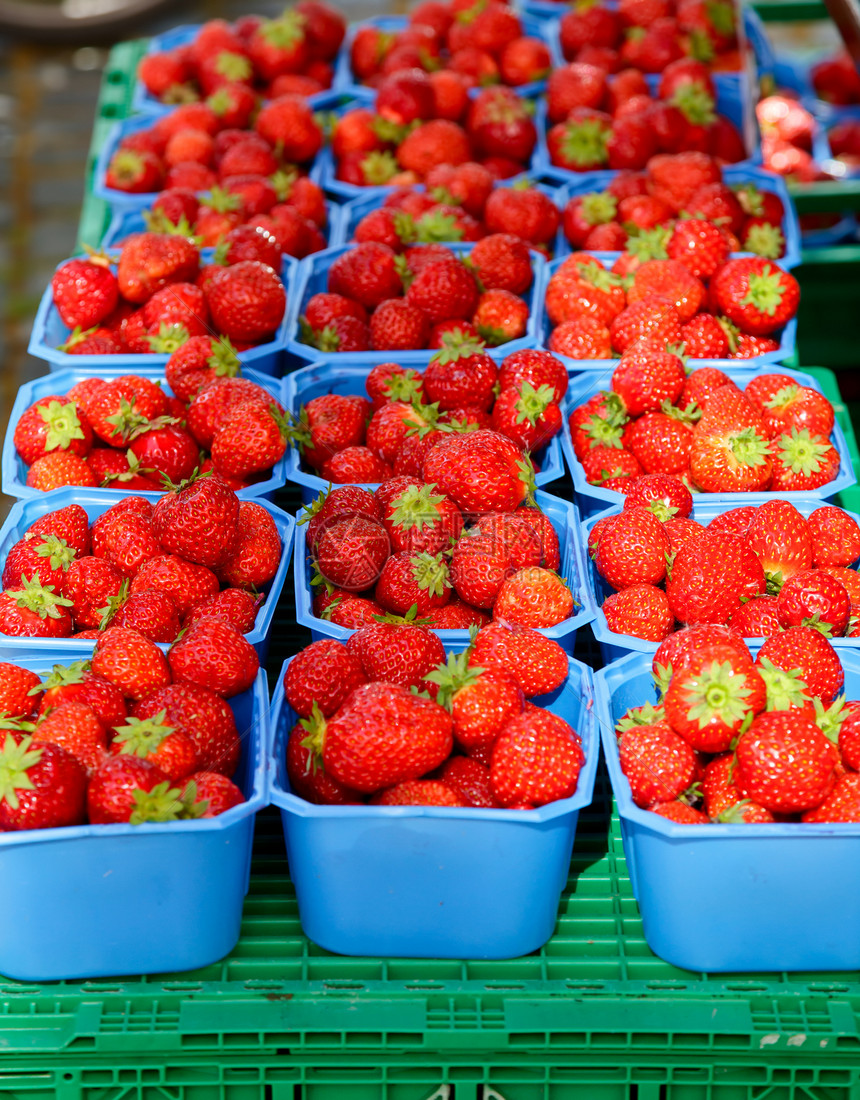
428,185,461,207
298,701,327,773
757,656,809,711
298,485,333,527
143,210,201,244
0,733,42,810
576,261,622,292
259,9,306,48
107,149,150,184
145,323,190,355
422,649,487,710
414,210,464,244
733,183,764,217
4,575,73,620
213,49,253,82
681,660,758,730
739,266,787,317
31,660,89,694
97,577,130,631
616,701,665,733
37,400,86,452
561,117,611,168
727,426,771,468
200,186,244,214
128,779,207,825
403,400,443,438
773,427,832,476
764,384,800,411
623,225,671,260
388,483,447,531
112,710,176,758
430,335,487,366
706,0,736,34
370,604,433,626
687,27,716,62
580,190,618,226
382,369,423,405
360,150,400,186
743,221,785,260
814,695,849,744
671,83,717,126
512,381,556,427
23,533,77,573
98,449,157,488
57,325,100,353
409,551,451,598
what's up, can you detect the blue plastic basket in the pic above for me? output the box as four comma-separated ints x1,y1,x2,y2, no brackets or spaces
595,646,860,972
331,11,563,101
130,23,341,117
318,97,547,201
561,364,857,516
101,200,347,253
0,488,294,661
0,649,267,982
583,493,860,664
268,649,598,959
2,365,287,502
541,253,798,373
92,113,325,213
27,251,297,377
280,357,564,502
285,241,547,365
293,487,595,653
554,164,802,268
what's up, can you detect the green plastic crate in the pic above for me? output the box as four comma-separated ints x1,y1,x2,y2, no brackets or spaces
795,254,860,370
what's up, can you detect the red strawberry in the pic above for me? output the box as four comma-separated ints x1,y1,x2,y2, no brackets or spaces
711,257,800,336
205,260,286,344
132,682,240,775
491,707,583,807
663,644,765,753
152,473,240,570
0,734,87,829
423,429,532,515
808,506,860,568
755,626,845,704
666,532,766,624
744,499,813,589
616,708,698,808
603,583,675,641
735,709,839,814
468,621,568,697
285,640,366,719
91,625,173,701
595,506,670,590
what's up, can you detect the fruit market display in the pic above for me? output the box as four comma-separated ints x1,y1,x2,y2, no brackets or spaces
569,370,842,495
300,468,573,630
136,1,346,105
0,479,282,642
13,370,286,493
612,627,860,824
289,348,566,483
589,479,860,642
282,623,582,808
345,0,552,91
296,239,537,353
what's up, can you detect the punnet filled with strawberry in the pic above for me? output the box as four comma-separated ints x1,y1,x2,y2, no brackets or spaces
292,240,542,356
268,628,599,957
326,82,538,190
34,233,289,372
566,368,849,509
294,478,592,646
0,478,292,653
341,2,553,94
135,3,346,108
0,642,266,981
8,367,288,497
546,250,799,362
595,634,860,970
284,347,566,490
586,481,860,650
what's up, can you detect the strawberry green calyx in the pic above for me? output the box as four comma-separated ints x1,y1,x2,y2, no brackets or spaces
681,660,757,729
144,210,201,243
0,714,34,734
616,702,666,733
260,9,306,47
201,186,244,214
404,400,443,438
0,733,42,810
428,186,460,207
5,575,73,620
361,150,400,186
580,190,618,226
270,168,298,203
160,466,209,494
728,426,771,467
371,604,433,627
623,226,670,261
394,253,414,292
112,711,176,758
799,611,836,638
204,336,242,377
652,661,675,696
96,577,130,631
561,118,611,168
764,384,799,411
267,402,292,444
80,244,113,268
308,561,336,596
514,382,556,427
146,323,190,355
212,239,232,266
661,399,700,424
107,150,149,186
31,660,89,694
389,483,446,531
576,262,622,292
687,27,716,62
299,702,327,774
128,779,205,825
716,315,740,354
734,183,764,217
717,800,763,824
814,695,848,743
743,222,785,260
392,210,418,245
162,83,199,106
430,336,486,366
382,369,423,405
706,0,736,34
476,325,511,347
455,0,487,24
104,397,152,443
739,267,786,317
757,657,809,711
100,449,157,488
37,400,86,453
298,485,332,527
584,413,624,449
370,116,411,145
213,49,252,83
422,650,487,711
125,414,180,443
671,84,717,126
410,551,451,598
774,428,831,476
23,534,76,575
517,453,537,503
646,499,679,524
415,210,464,243
286,409,315,452
310,324,347,352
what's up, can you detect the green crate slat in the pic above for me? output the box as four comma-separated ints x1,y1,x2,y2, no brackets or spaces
750,0,829,19
0,1054,860,1100
796,257,860,370
799,367,860,495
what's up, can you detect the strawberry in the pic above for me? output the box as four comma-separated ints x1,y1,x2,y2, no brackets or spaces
30,699,106,774
52,252,118,330
110,710,199,782
86,755,192,825
423,429,532,515
328,243,403,310
0,663,40,718
109,586,181,642
744,499,813,589
498,349,568,404
808,506,860,568
152,472,240,570
711,258,800,336
735,709,839,814
652,623,749,687
92,625,173,701
760,384,835,440
666,532,766,624
131,682,240,775
679,313,729,358
623,473,693,519
468,621,568,697
663,644,765,753
117,231,199,304
105,149,165,194
13,397,90,469
437,755,497,807
612,345,686,416
468,233,533,295
315,513,390,592
596,506,670,590
0,575,74,637
493,566,574,627
168,616,258,697
603,584,674,641
0,734,87,829
205,260,286,344
689,384,772,492
609,296,683,353
406,257,480,324
376,550,451,617
756,626,845,704
26,452,97,491
450,530,510,609
424,649,523,753
616,709,698,807
182,771,244,816
35,662,126,732
211,399,288,479
627,411,694,475
769,429,841,493
726,595,782,637
381,481,463,556
285,640,366,719
776,569,851,636
491,707,583,807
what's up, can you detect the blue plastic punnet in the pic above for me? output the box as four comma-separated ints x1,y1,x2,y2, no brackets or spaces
595,646,860,972
583,494,860,664
28,252,297,377
0,488,294,661
2,366,287,502
292,488,595,653
280,357,564,503
268,651,599,959
562,365,855,516
285,241,547,365
0,652,267,982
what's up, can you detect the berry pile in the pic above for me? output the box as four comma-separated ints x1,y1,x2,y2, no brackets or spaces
0,632,253,830
557,0,743,74
613,627,860,824
330,83,537,188
347,1,551,91
301,467,573,632
811,49,860,105
297,239,535,353
104,95,323,196
48,232,287,359
570,370,840,497
589,479,859,643
546,58,746,173
547,254,798,360
349,177,560,254
0,479,281,642
137,3,345,106
283,622,583,808
562,153,789,260
291,348,566,483
14,370,286,493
